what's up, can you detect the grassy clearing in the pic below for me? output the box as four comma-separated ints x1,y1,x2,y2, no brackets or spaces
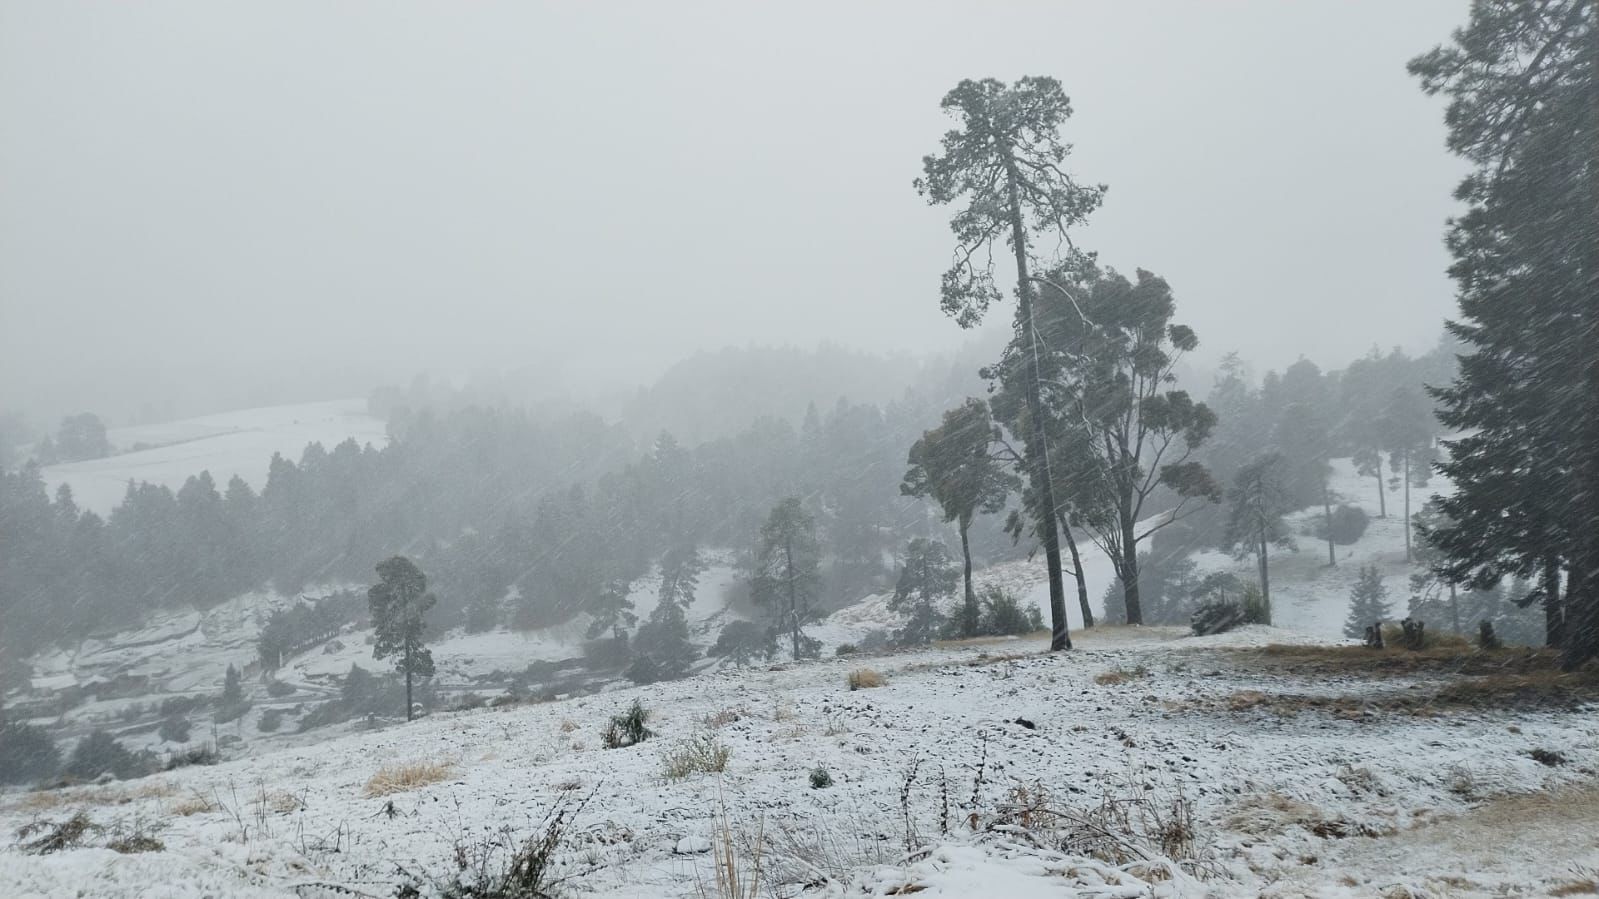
363,760,455,797
661,734,732,780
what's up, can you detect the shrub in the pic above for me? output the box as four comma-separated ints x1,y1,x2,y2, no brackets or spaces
163,743,219,771
1192,584,1269,636
834,644,858,657
430,791,591,899
64,730,150,782
602,700,653,749
157,715,191,744
981,586,1043,636
258,708,285,732
1321,504,1369,546
809,766,833,789
266,680,295,698
846,668,886,691
660,735,731,780
708,621,778,667
0,720,60,785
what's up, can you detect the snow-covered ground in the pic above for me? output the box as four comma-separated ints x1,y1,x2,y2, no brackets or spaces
3,628,1594,898
41,399,388,514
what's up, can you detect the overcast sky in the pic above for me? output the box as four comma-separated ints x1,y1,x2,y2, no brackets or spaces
0,1,1468,427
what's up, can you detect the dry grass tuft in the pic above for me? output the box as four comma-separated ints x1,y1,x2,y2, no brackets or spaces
704,708,746,728
172,791,218,816
14,780,176,813
847,668,887,691
1094,665,1149,686
363,760,455,797
1551,880,1599,897
661,734,732,781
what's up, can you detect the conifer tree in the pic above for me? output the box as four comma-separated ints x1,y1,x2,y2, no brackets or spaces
1343,566,1391,640
917,76,1105,651
889,538,958,646
1411,0,1598,667
367,556,436,721
1223,453,1296,623
750,498,822,660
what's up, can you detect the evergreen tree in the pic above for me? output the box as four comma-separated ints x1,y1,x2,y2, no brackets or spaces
916,76,1106,651
901,399,1016,637
627,544,703,684
367,556,436,721
1411,0,1597,667
1343,566,1391,640
889,538,958,646
1223,453,1297,623
708,620,777,667
56,412,111,462
750,498,822,660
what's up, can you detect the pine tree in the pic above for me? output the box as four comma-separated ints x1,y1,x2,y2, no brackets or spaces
750,498,822,660
1343,566,1391,640
627,544,703,684
1223,453,1296,623
917,76,1106,651
367,556,436,721
889,538,958,646
1410,0,1597,667
901,399,1016,637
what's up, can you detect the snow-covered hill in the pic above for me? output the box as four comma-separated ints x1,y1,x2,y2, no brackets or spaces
40,399,388,514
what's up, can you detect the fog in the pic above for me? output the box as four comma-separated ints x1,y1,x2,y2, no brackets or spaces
1,1,1465,426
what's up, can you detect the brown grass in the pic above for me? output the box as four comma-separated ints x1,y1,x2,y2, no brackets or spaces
1241,643,1560,677
704,708,746,728
847,668,887,690
1551,880,1599,897
172,792,218,816
1094,665,1149,686
363,760,455,797
13,780,176,813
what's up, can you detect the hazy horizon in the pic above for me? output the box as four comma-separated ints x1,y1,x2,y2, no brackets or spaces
1,2,1467,429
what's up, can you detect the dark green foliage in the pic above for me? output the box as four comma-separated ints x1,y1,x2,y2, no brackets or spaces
1223,452,1297,622
707,620,777,667
0,716,59,785
1321,505,1369,546
889,538,958,647
297,664,431,732
64,730,150,782
163,744,219,771
257,591,365,669
258,708,284,732
627,550,701,685
1190,583,1268,636
1190,601,1246,637
602,700,652,749
157,715,190,744
750,499,823,660
978,586,1043,637
1343,566,1391,640
55,413,112,462
369,556,436,722
214,664,250,723
266,679,294,698
809,766,833,789
902,400,1017,638
1410,0,1598,668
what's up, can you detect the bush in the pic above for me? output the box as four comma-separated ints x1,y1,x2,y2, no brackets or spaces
846,668,886,690
809,766,833,789
660,735,731,780
64,730,150,782
266,680,295,698
157,715,191,744
602,700,653,749
1321,504,1369,546
0,720,60,785
258,708,285,732
1191,583,1269,636
708,620,778,667
834,644,858,657
981,586,1043,636
163,743,219,771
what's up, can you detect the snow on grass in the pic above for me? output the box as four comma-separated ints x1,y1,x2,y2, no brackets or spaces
4,631,1595,898
42,399,388,515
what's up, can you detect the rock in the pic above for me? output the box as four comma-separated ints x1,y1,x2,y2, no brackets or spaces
1011,717,1036,730
674,836,712,855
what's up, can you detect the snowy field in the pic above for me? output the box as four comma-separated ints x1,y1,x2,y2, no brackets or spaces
3,627,1595,898
40,399,389,514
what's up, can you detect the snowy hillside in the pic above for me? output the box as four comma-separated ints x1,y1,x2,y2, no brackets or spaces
4,628,1595,898
40,399,388,514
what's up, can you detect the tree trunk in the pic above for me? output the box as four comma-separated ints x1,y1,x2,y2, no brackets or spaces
1003,155,1070,650
1323,484,1336,566
1119,499,1142,625
1569,33,1599,671
1544,557,1565,649
959,522,978,637
1257,517,1272,625
785,535,800,660
403,641,414,722
1448,582,1461,635
1403,448,1412,563
1058,512,1094,628
1373,466,1387,518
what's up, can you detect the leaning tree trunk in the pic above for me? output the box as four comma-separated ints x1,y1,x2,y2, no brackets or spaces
1059,512,1094,628
958,523,979,637
1003,155,1070,650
